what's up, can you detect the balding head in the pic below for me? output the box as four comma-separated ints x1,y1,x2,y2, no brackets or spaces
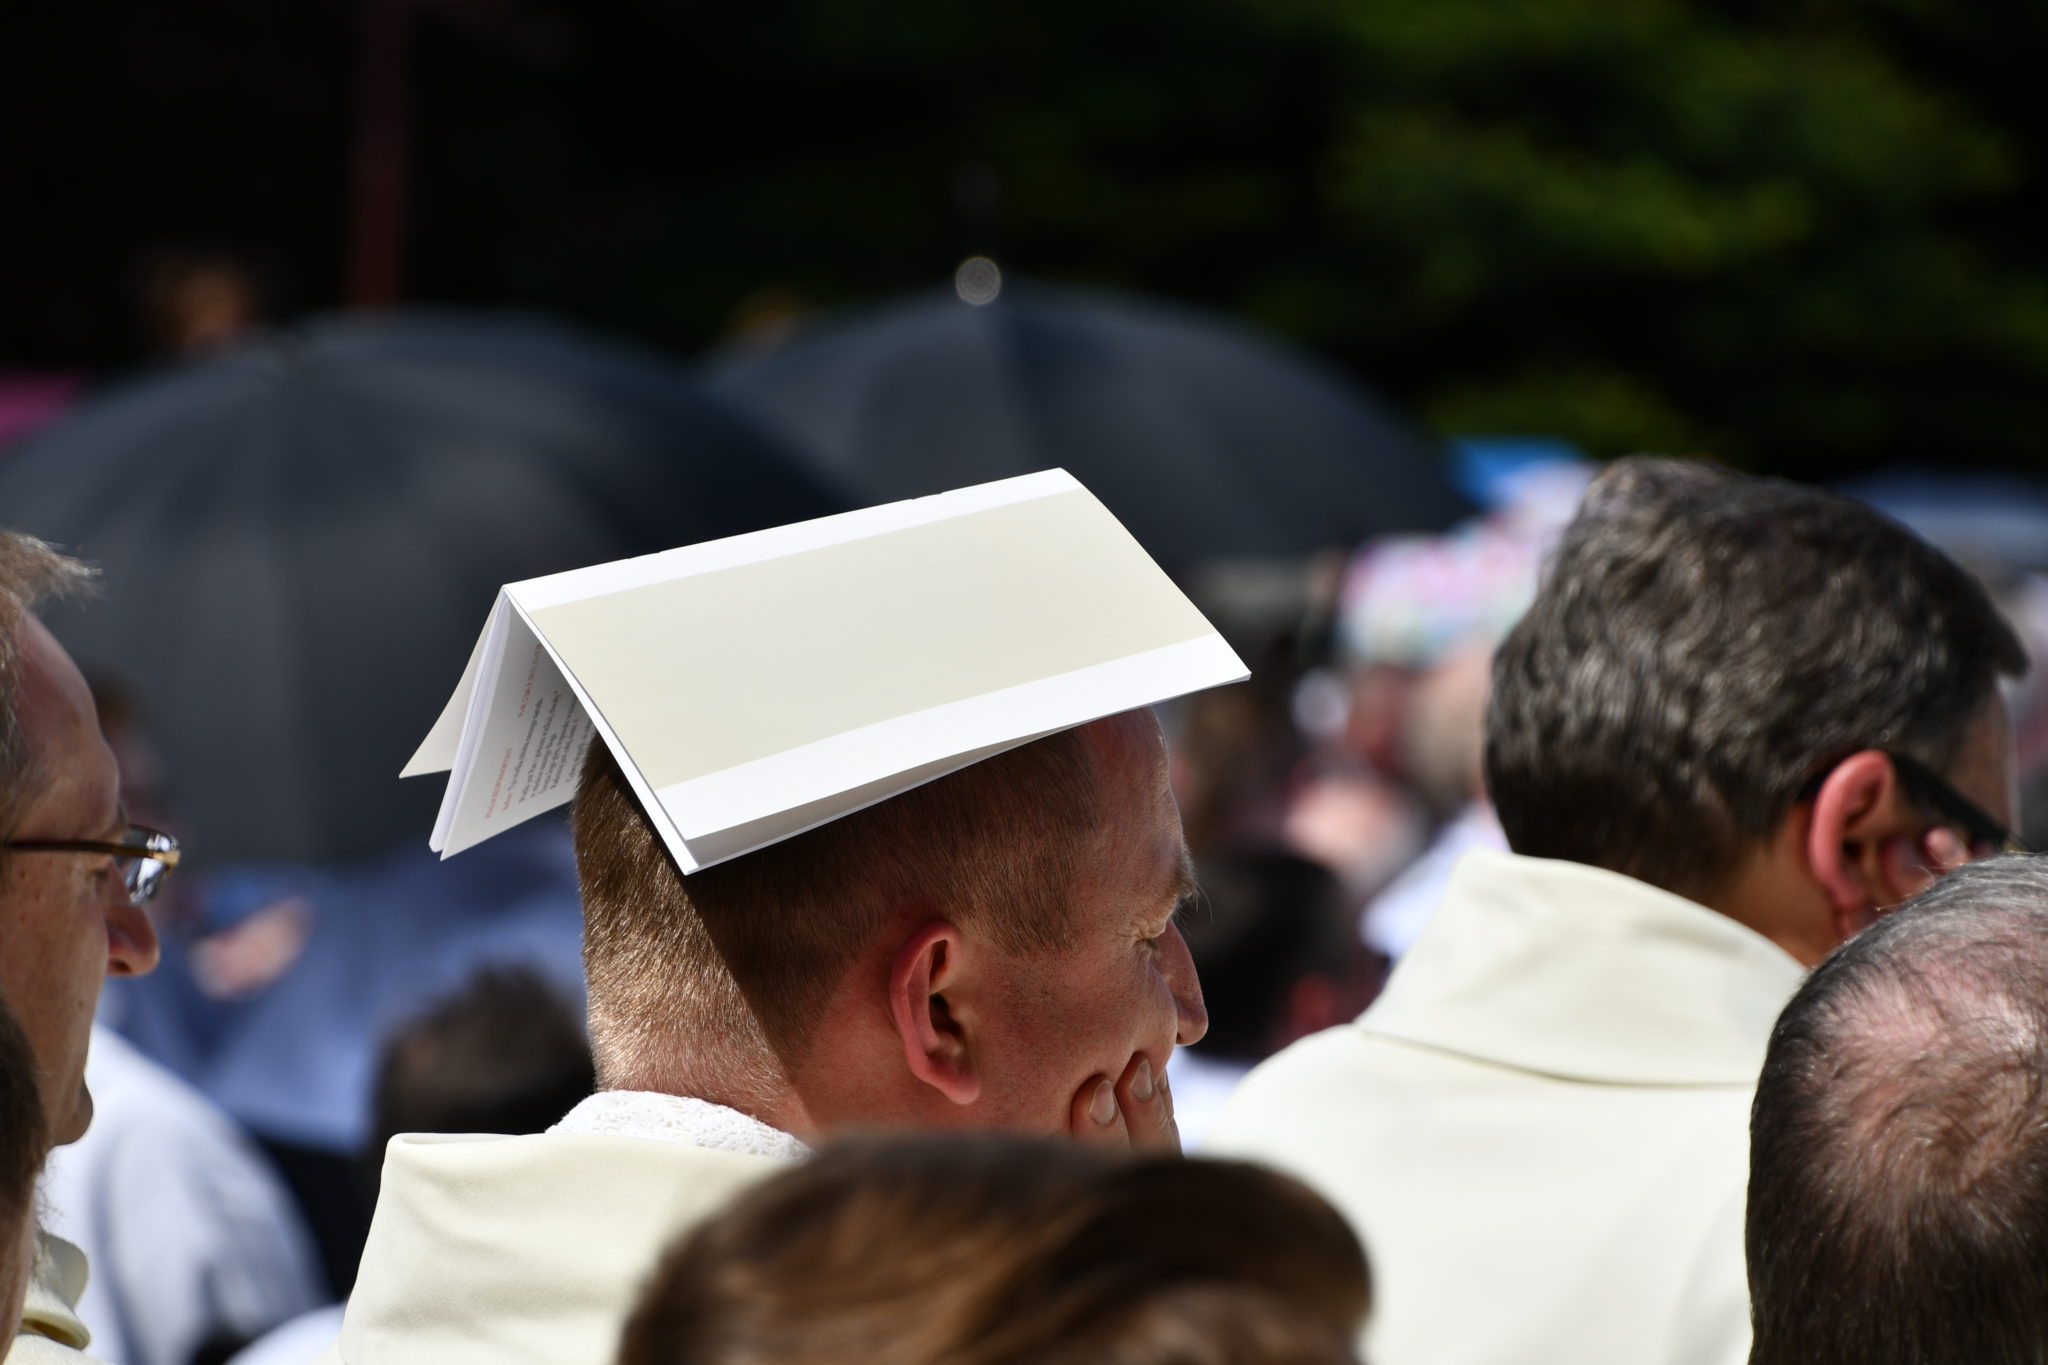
1747,856,2048,1365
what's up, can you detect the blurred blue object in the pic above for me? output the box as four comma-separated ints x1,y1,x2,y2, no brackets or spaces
713,283,1469,566
104,817,585,1154
0,309,848,864
1449,435,1590,510
1838,466,2048,571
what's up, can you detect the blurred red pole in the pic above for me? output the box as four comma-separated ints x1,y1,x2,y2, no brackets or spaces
346,0,411,307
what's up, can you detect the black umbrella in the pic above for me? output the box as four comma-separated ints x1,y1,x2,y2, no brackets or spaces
0,308,848,864
711,282,1469,566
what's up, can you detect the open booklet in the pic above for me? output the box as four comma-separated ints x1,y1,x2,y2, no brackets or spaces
403,469,1248,874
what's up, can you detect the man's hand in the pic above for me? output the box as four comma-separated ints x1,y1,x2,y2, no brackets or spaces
1069,1052,1180,1153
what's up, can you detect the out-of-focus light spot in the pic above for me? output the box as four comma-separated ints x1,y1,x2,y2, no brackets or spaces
955,256,1003,306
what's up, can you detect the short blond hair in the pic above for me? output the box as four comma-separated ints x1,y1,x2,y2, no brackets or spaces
572,728,1106,1091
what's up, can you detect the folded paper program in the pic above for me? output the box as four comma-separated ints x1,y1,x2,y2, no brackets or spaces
403,470,1248,874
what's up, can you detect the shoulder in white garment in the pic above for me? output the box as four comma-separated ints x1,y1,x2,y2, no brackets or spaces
1207,847,1805,1365
37,1028,323,1365
223,1304,347,1365
11,1232,108,1365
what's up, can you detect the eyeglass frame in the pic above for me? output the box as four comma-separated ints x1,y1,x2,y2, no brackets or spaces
1797,751,2025,858
1,823,183,906
1883,750,2027,857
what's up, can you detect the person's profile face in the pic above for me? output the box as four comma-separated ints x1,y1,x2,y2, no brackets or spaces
968,711,1208,1137
0,618,160,1144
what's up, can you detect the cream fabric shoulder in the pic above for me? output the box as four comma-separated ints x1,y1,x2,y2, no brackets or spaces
324,1130,784,1365
10,1233,108,1365
1208,848,1807,1365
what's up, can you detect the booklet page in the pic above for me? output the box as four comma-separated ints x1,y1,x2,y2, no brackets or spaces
436,607,594,857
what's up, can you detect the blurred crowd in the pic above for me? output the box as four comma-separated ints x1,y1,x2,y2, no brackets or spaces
3,283,2048,1365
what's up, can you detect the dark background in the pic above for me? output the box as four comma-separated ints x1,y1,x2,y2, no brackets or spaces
9,0,2048,479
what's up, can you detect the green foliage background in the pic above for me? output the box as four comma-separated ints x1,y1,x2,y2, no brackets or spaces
12,0,2048,479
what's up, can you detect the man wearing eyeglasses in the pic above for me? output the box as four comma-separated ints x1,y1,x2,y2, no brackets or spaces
0,535,169,1363
1212,458,2025,1365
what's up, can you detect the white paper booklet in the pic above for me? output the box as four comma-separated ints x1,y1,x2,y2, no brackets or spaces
403,469,1248,873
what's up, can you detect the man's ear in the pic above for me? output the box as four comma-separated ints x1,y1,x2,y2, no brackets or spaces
1806,750,1923,933
887,922,981,1107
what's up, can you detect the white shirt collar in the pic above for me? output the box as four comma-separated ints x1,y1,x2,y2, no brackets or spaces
1361,848,1807,1086
550,1090,811,1161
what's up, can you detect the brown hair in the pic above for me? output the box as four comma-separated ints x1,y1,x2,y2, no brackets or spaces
0,533,93,839
572,725,1117,1088
371,966,595,1146
618,1135,1369,1365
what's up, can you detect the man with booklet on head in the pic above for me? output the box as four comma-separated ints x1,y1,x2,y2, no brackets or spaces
324,473,1239,1365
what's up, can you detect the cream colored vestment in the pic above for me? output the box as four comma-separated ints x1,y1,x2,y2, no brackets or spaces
1209,849,1807,1365
9,1233,106,1365
318,1119,787,1365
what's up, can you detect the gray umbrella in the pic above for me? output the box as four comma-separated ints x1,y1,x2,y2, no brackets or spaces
712,282,1469,567
0,308,847,864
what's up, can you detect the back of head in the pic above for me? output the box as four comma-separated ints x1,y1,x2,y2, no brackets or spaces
372,966,595,1146
617,1134,1368,1365
1031,1284,1364,1365
1487,458,2024,902
1181,851,1352,1062
1748,857,2048,1365
573,727,1107,1094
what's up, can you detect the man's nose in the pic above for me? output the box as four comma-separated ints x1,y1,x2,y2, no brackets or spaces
1162,923,1209,1047
105,896,161,978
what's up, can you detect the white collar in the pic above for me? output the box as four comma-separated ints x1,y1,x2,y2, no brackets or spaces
550,1090,811,1162
1361,848,1807,1086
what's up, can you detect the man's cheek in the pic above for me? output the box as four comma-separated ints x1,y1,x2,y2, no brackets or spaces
977,1033,1092,1134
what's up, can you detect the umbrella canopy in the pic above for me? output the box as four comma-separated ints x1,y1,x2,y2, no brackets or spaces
712,283,1469,566
0,308,847,864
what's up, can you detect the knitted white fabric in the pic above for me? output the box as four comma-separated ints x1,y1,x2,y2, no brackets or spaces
549,1090,811,1161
